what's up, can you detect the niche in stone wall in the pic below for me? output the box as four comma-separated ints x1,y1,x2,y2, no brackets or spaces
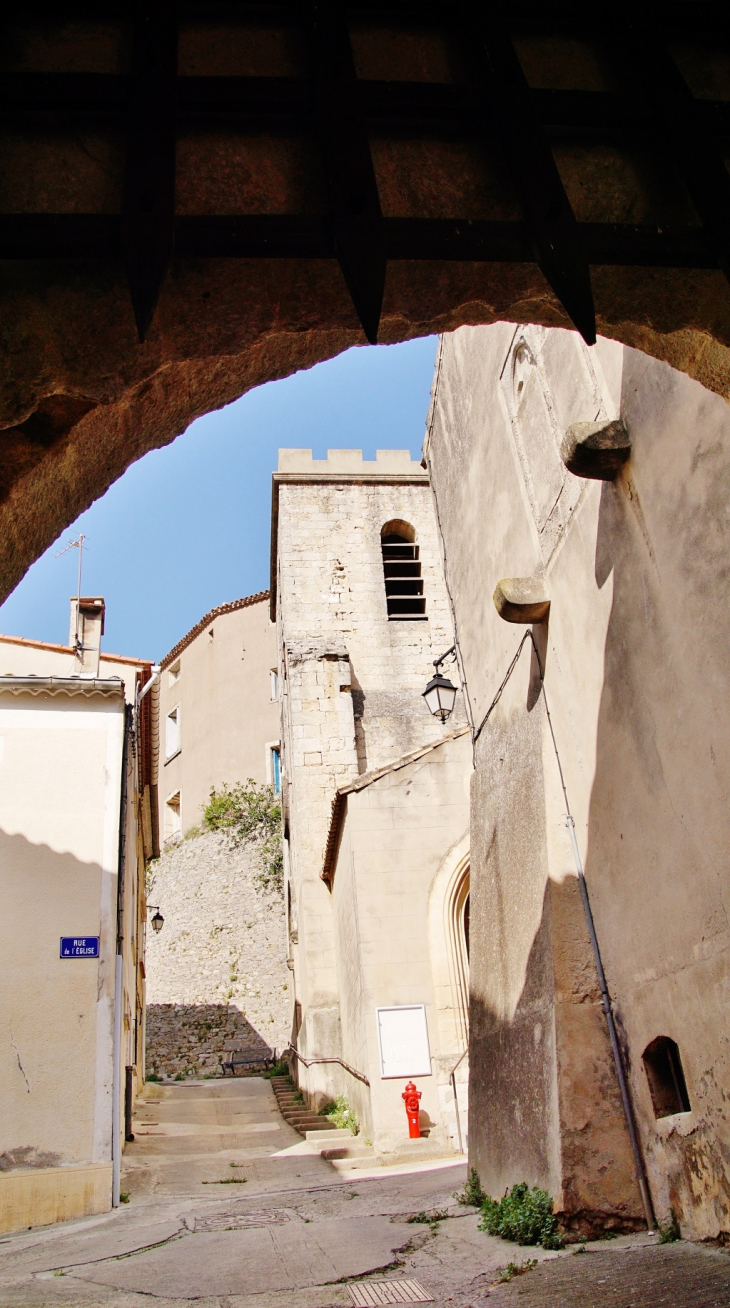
642,1036,691,1119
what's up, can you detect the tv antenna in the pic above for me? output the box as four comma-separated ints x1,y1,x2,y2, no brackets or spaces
55,533,87,657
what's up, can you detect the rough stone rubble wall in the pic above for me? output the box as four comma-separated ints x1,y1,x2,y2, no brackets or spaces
145,829,291,1078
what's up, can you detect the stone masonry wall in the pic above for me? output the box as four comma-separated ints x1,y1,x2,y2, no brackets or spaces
275,453,467,1094
145,829,291,1078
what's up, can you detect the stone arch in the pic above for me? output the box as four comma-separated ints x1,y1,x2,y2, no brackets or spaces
380,519,416,543
4,9,730,600
428,833,471,1151
428,833,471,1057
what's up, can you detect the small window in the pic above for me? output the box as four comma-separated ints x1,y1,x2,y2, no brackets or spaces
271,746,281,794
270,669,279,701
642,1037,691,1118
164,792,181,842
168,662,180,687
165,707,180,758
381,521,426,620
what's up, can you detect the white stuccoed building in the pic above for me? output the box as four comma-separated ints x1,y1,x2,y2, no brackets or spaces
272,448,472,1157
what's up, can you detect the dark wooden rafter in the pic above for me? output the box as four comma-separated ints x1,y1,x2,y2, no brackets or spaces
463,5,596,346
1,3,729,343
305,0,386,343
121,1,179,343
618,10,730,287
0,213,720,267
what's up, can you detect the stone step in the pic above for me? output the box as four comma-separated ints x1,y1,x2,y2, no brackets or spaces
329,1155,381,1172
282,1116,327,1127
279,1110,323,1120
304,1127,352,1143
377,1140,462,1166
320,1143,374,1161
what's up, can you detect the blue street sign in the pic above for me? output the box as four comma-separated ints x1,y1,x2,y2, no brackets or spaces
60,937,99,958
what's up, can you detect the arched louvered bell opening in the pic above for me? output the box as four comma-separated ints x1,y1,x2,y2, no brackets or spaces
381,529,426,620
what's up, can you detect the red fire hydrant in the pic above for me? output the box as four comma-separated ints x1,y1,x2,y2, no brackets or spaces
402,1081,421,1138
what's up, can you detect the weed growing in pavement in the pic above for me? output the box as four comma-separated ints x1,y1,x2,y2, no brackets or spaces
498,1259,538,1283
479,1183,563,1250
455,1168,486,1207
145,1073,161,1083
658,1212,681,1243
407,1211,449,1225
119,1192,130,1204
573,1245,587,1255
202,1177,247,1185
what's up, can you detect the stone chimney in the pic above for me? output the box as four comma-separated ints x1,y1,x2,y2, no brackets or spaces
69,596,105,675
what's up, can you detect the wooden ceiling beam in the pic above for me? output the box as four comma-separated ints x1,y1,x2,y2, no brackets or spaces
120,1,179,343
465,7,596,345
305,0,386,343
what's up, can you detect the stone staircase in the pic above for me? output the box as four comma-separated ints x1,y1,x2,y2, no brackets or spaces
270,1076,460,1172
269,1076,345,1136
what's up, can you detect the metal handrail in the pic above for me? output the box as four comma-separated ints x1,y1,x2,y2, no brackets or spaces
449,1048,468,1155
286,1044,370,1086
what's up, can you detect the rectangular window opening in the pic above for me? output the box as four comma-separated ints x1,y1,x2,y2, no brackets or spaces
271,746,281,794
164,792,181,842
165,707,180,759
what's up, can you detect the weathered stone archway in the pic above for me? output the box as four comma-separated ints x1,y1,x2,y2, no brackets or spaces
3,4,730,600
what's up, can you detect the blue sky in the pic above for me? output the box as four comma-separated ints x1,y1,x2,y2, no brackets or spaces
0,337,438,662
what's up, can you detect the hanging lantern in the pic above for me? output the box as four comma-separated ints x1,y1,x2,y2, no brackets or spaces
422,670,457,722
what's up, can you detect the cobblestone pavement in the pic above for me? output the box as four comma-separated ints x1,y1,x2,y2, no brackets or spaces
0,1079,727,1306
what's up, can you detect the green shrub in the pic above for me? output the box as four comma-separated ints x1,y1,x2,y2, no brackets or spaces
262,1058,291,1079
479,1183,562,1250
320,1095,359,1135
202,780,283,895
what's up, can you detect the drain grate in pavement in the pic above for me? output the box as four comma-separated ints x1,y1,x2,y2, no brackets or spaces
348,1280,433,1306
193,1209,291,1232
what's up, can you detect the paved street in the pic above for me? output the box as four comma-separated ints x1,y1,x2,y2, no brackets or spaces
0,1078,728,1306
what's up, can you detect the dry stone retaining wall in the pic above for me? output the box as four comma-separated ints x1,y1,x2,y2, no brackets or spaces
145,829,290,1078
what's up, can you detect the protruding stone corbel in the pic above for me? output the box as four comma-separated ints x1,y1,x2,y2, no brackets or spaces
561,418,631,480
493,578,550,624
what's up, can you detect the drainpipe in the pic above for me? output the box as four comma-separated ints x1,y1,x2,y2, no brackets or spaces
565,815,655,1231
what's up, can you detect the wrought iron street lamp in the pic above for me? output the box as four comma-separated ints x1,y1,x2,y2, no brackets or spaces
148,905,164,934
422,645,458,722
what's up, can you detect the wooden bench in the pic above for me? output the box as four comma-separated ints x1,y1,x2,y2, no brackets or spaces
221,1051,276,1077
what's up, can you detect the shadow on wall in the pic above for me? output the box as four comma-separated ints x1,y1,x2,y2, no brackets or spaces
146,1003,275,1079
583,378,730,1238
469,850,645,1238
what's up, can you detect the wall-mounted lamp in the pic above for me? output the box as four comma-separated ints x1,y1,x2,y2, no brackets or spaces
423,645,458,722
148,905,164,934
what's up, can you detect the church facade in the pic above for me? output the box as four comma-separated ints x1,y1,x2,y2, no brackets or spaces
272,448,472,1155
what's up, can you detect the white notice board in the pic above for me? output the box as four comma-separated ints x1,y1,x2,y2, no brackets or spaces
376,1005,432,1079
